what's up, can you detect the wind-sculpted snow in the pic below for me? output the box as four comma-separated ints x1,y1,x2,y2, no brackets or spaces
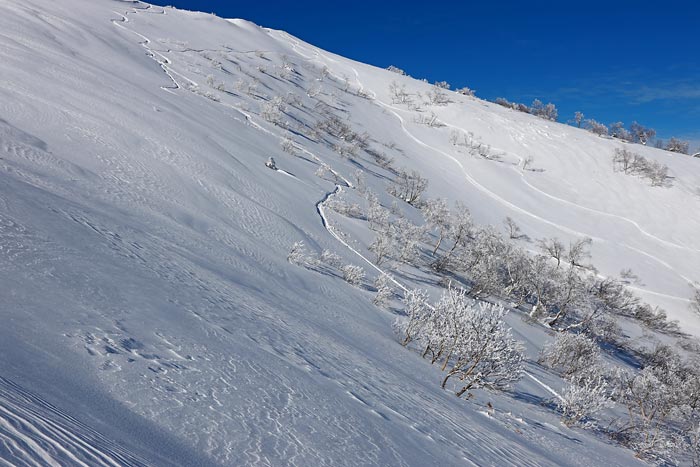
0,377,147,467
0,0,692,465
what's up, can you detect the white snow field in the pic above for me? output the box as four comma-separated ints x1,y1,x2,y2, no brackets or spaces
1,0,698,465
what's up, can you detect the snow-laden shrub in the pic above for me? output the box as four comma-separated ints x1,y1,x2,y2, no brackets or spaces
288,241,318,268
690,285,700,315
456,86,475,97
372,274,394,308
261,96,286,125
340,264,365,286
614,367,682,461
584,119,608,137
280,137,296,154
431,288,524,396
388,169,428,205
368,230,393,265
557,367,611,427
319,249,342,268
666,137,690,154
386,65,407,76
539,332,600,378
396,289,431,346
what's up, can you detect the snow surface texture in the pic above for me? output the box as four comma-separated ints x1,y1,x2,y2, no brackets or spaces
1,0,696,465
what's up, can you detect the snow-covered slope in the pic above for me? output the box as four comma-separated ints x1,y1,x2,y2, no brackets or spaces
1,0,697,465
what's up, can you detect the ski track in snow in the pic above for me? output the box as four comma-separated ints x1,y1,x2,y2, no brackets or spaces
111,8,188,94
341,67,694,302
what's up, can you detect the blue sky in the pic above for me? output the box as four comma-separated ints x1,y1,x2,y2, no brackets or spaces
150,0,699,151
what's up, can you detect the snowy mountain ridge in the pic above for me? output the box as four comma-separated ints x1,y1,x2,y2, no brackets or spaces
1,0,699,465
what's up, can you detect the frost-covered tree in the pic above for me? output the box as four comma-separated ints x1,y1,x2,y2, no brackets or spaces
320,249,342,268
504,217,522,239
460,226,510,299
280,137,296,155
288,241,317,267
288,241,307,265
388,169,428,205
538,237,565,267
691,285,700,315
428,83,451,105
544,267,589,328
584,119,609,137
397,288,431,346
666,137,690,154
390,217,424,264
613,149,672,187
567,237,592,268
389,81,411,105
539,332,600,378
340,264,365,286
629,121,656,145
531,99,558,121
434,290,524,396
557,366,611,427
573,111,584,128
612,148,635,173
366,192,389,231
456,86,476,96
495,97,515,109
373,274,394,308
261,95,287,125
421,198,451,254
368,230,393,265
615,367,681,460
433,203,474,271
386,65,407,75
609,121,632,141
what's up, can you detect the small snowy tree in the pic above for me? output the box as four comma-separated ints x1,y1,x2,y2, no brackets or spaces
288,241,306,265
538,237,565,267
504,217,522,239
261,96,287,125
341,264,365,286
320,249,342,268
531,99,558,121
690,284,700,315
390,217,424,265
280,137,296,155
456,86,475,96
422,198,451,254
629,121,656,145
388,169,428,205
573,111,584,128
567,237,592,268
584,119,609,137
612,148,635,173
366,192,389,231
288,241,317,267
433,203,474,271
557,367,611,427
389,81,411,105
615,367,680,460
666,137,690,154
373,274,394,308
386,65,407,76
539,332,600,378
428,83,451,105
436,288,525,396
397,288,431,346
368,230,393,265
